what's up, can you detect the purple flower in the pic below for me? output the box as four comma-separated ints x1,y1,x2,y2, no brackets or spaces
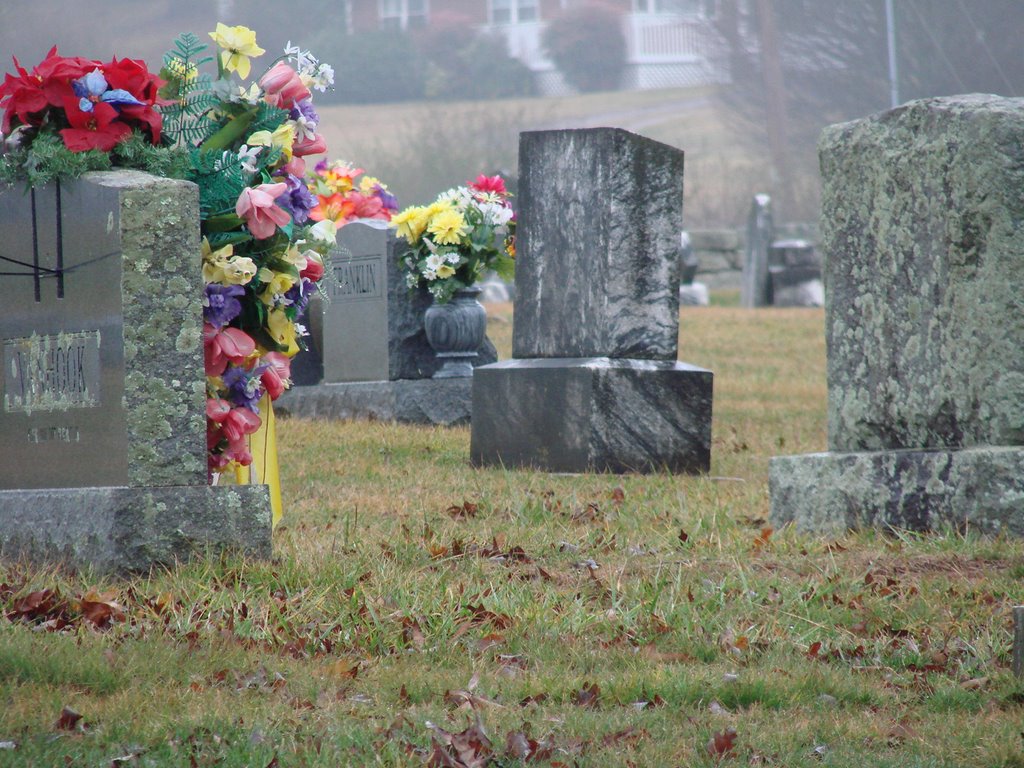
374,184,399,213
284,277,315,319
203,283,246,327
222,363,264,412
72,68,142,113
275,173,315,225
290,98,319,127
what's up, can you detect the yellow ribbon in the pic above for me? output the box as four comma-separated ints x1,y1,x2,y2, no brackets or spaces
232,393,284,528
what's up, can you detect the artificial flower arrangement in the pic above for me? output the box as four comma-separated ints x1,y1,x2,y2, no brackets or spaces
0,24,336,480
390,175,516,304
307,159,398,227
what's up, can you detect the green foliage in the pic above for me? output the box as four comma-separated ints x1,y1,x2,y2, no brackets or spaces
159,32,220,148
542,2,627,93
0,131,189,188
186,146,248,218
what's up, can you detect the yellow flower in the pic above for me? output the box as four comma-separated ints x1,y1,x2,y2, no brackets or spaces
201,239,257,285
391,206,430,244
436,264,456,279
247,123,295,161
359,175,382,195
267,309,299,356
257,267,297,304
427,209,468,246
209,23,265,79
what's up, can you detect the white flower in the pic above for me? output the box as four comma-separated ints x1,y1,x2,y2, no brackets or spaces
423,269,438,281
295,322,309,338
405,273,419,288
284,41,318,74
404,256,415,268
480,202,514,227
425,253,445,272
291,114,318,142
308,219,337,245
313,63,335,92
237,144,262,173
444,252,461,265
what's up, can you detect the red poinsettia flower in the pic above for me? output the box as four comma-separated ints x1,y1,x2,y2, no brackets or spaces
34,47,98,107
59,98,131,152
0,62,49,133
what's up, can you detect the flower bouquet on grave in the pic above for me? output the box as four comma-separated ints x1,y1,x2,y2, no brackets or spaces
159,25,336,481
0,23,336,494
391,174,516,304
306,159,399,228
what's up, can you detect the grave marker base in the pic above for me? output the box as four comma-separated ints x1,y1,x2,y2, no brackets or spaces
275,378,472,426
770,447,1024,536
0,484,272,573
471,358,712,474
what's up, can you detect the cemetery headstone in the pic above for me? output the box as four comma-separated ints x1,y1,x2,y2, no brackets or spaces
741,193,773,307
471,128,713,473
678,230,709,307
767,239,823,307
276,220,498,425
0,171,272,571
770,94,1024,536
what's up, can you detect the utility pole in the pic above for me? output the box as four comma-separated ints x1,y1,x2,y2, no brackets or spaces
885,0,900,108
754,0,793,217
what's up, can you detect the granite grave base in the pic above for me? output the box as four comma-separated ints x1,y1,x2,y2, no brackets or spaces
0,484,272,573
770,447,1024,536
471,358,713,474
275,378,472,426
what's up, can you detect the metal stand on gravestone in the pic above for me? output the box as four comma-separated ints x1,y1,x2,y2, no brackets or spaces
770,95,1024,537
471,128,713,474
0,171,271,572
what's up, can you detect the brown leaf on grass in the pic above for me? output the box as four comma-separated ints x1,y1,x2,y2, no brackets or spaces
264,755,280,768
55,706,83,732
752,527,773,550
570,503,601,523
678,529,690,544
602,727,649,748
640,643,695,664
707,727,738,758
806,641,822,659
8,589,66,624
519,693,548,707
574,682,600,709
427,716,493,768
401,617,426,650
960,676,989,691
505,729,554,762
476,633,505,653
447,501,479,520
886,719,918,746
78,589,125,629
610,487,626,505
325,658,360,680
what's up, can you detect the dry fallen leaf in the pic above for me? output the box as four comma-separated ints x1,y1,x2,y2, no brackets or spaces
707,727,738,758
55,706,83,732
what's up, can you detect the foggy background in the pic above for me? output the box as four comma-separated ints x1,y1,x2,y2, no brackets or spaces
1,0,1021,227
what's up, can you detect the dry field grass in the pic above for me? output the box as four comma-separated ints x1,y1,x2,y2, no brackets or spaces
2,303,1023,767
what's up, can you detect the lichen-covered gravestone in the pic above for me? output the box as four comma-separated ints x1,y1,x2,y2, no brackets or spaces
471,128,713,473
771,94,1024,536
0,170,272,571
279,220,497,425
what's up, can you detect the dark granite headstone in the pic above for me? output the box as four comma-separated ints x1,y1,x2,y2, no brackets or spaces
471,128,713,474
770,94,1024,536
0,171,271,571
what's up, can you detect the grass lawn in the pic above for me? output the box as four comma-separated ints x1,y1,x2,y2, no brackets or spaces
2,303,1023,767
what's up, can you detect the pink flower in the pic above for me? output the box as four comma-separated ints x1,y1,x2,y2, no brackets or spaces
292,132,327,158
470,174,507,196
222,406,262,444
203,322,256,376
236,183,291,240
281,155,306,177
300,254,324,283
348,191,386,220
259,62,310,109
206,397,232,423
260,351,292,400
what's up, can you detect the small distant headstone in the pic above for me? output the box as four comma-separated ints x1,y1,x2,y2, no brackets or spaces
679,231,699,285
471,128,713,473
741,194,773,308
277,220,498,425
767,239,823,307
0,171,271,571
771,94,1024,536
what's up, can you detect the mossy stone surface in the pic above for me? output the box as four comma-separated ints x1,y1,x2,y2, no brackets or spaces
820,94,1024,452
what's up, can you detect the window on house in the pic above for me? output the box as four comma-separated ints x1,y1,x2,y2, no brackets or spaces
633,0,714,16
379,0,428,30
489,0,539,24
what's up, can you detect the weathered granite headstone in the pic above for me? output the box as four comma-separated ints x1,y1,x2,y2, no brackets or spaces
678,230,709,306
277,220,497,425
741,193,773,308
0,171,271,571
771,94,1024,536
471,128,713,473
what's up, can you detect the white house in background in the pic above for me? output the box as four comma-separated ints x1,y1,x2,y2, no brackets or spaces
344,0,731,95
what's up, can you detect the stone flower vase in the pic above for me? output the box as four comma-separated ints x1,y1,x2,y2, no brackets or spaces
423,286,486,378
